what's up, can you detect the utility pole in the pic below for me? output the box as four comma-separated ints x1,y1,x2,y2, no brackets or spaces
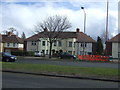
105,0,109,55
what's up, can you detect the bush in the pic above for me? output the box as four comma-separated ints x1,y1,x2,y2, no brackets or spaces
11,51,34,56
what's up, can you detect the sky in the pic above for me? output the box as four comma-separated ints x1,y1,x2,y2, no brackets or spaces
0,0,119,40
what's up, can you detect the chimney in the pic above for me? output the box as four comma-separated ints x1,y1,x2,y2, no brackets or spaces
76,28,80,33
7,32,13,36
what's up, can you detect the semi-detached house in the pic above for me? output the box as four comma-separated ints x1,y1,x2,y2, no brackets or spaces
106,33,120,59
2,32,24,53
26,28,97,55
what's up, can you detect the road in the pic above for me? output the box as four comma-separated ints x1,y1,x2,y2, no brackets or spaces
2,72,119,88
16,59,118,68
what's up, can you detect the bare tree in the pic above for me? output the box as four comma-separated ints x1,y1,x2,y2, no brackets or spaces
35,15,72,58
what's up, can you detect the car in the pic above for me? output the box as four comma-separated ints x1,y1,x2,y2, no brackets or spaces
58,52,76,59
34,51,45,57
2,52,17,62
34,51,42,57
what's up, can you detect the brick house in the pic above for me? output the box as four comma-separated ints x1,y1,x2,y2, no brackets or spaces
106,33,120,58
2,32,24,53
0,34,3,52
25,28,97,55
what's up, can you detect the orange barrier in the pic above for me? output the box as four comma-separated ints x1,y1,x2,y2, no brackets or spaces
77,55,109,61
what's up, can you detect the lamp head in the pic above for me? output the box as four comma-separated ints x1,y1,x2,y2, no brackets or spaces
81,7,84,9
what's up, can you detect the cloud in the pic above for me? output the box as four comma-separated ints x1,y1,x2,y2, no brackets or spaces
0,1,118,39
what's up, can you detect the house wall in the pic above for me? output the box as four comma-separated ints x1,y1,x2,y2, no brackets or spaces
27,41,38,51
0,43,3,52
3,43,23,53
75,42,93,55
26,38,77,55
26,37,95,56
112,43,119,58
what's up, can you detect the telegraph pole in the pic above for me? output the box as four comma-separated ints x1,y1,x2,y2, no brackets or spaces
105,0,109,55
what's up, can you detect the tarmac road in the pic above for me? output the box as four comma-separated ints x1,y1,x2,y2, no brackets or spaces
2,72,119,88
15,58,119,68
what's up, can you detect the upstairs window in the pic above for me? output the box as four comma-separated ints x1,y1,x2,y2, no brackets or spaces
81,43,83,47
42,41,46,46
54,40,57,46
85,43,87,47
31,41,36,46
58,41,62,47
68,42,72,47
13,43,16,47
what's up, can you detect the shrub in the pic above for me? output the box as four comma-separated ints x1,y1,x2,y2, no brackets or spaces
11,51,34,56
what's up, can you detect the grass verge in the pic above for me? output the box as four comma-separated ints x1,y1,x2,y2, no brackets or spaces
2,62,119,78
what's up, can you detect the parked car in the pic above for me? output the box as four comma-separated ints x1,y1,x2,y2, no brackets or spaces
58,52,76,59
34,51,45,57
34,51,41,57
2,52,17,62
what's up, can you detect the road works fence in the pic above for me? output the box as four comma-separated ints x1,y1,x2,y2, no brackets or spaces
77,55,109,62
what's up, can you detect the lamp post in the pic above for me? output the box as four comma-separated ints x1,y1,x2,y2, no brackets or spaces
81,7,86,34
81,7,86,55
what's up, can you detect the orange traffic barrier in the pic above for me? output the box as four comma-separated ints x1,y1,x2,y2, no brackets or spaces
77,55,109,62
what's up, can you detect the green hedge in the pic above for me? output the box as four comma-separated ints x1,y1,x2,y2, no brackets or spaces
11,51,34,56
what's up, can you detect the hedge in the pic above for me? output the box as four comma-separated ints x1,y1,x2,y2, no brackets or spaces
11,51,34,56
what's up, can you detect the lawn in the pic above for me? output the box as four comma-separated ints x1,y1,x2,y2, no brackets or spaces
2,62,119,78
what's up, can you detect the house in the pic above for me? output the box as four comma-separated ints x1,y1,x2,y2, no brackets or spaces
106,33,120,59
25,28,97,55
2,32,24,53
0,34,3,52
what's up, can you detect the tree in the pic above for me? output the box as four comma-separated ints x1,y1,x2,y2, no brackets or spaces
100,30,106,44
96,36,104,55
35,15,72,58
21,32,26,40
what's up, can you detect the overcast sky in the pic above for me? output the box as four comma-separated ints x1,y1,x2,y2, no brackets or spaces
0,0,119,40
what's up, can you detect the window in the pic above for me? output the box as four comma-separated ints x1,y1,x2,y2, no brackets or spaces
46,50,48,55
81,43,83,47
42,50,45,54
42,41,46,46
118,52,120,58
85,43,87,47
68,42,72,47
31,41,36,46
54,40,57,46
58,41,62,47
13,43,16,47
7,43,10,47
81,43,87,47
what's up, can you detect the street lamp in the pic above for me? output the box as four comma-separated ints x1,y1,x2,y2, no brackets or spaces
81,7,86,34
81,7,86,55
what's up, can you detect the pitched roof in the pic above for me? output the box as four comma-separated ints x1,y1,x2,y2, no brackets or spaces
2,35,24,44
77,32,96,42
26,31,96,43
107,33,120,43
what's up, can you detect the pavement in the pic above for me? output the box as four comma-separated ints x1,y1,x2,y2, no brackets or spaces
2,70,119,83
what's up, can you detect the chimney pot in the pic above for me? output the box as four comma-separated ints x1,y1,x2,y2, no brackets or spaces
76,28,80,33
7,32,13,36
